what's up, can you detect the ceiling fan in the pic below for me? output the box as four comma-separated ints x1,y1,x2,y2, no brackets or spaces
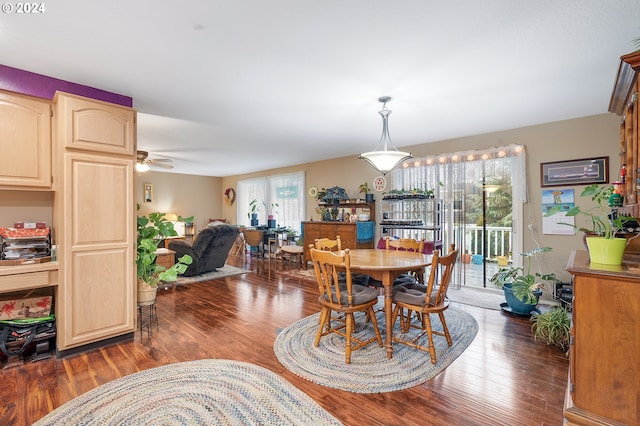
136,150,173,172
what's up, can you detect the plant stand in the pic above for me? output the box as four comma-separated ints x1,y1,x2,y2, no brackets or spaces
137,302,158,336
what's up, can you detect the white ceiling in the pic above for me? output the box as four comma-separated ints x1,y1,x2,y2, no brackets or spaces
1,1,639,176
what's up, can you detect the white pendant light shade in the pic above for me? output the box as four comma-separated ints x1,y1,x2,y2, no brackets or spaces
136,162,150,173
359,96,412,175
359,150,412,174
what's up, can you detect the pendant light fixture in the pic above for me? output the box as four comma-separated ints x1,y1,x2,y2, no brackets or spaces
359,96,412,175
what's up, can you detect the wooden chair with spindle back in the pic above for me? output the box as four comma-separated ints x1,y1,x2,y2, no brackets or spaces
385,236,425,253
384,236,426,285
309,247,383,364
391,244,459,364
314,235,342,252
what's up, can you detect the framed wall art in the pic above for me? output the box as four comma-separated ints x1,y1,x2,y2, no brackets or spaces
540,156,608,187
143,183,153,203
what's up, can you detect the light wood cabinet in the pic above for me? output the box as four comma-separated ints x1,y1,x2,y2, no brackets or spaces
0,90,52,189
610,50,640,210
54,93,136,351
0,263,58,293
564,251,639,425
55,92,135,156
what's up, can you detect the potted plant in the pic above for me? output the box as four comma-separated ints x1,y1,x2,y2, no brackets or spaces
285,227,298,242
490,247,559,315
359,182,374,202
544,184,634,265
137,209,193,304
248,199,261,226
268,202,279,228
530,306,571,354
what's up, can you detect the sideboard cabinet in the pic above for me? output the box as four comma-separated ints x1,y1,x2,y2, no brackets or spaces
303,201,376,263
564,251,639,425
0,90,52,189
54,92,136,352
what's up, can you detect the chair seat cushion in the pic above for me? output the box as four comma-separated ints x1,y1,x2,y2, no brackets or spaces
393,273,418,286
392,284,437,307
323,284,379,306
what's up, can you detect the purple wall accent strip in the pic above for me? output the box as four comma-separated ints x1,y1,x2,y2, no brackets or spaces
0,64,133,107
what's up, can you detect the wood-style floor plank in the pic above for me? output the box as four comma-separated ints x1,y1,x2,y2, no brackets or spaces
0,254,569,426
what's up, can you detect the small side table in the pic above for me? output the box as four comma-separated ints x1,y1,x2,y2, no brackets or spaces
162,236,185,249
155,249,176,269
281,245,305,268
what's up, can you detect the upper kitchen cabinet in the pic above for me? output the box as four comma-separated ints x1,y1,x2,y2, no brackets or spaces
0,90,52,189
55,92,135,156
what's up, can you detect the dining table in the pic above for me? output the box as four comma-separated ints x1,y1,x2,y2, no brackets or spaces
346,249,433,359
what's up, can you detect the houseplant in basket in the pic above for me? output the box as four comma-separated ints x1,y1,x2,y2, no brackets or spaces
544,184,635,265
137,209,193,304
490,247,559,315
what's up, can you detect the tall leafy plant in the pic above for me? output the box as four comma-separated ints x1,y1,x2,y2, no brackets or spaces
247,199,262,219
545,184,632,239
137,210,193,288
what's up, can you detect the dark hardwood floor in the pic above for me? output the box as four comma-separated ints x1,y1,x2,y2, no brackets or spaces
1,254,569,426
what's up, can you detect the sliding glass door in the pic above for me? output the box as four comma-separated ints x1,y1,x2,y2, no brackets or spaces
389,145,525,289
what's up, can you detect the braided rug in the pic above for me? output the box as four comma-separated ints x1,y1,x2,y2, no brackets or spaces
34,359,342,425
274,304,478,393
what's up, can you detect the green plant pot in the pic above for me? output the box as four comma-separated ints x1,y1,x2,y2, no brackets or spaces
585,236,626,266
503,283,541,315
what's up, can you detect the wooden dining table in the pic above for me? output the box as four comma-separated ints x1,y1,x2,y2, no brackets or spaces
346,249,433,359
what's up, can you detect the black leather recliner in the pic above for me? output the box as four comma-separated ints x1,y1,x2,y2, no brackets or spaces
168,223,239,277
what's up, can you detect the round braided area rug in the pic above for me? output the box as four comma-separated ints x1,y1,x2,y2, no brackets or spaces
274,305,478,393
34,359,342,426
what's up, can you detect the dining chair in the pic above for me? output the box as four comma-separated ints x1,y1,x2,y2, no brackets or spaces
314,236,342,251
309,247,383,364
230,227,246,255
385,236,425,253
384,236,426,285
391,245,459,364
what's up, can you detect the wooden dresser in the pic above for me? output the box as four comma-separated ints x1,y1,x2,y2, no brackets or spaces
564,251,639,425
302,221,375,265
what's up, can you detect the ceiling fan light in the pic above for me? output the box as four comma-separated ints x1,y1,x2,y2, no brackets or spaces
136,162,150,173
359,96,412,175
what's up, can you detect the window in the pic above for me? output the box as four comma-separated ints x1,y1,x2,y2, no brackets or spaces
237,171,305,232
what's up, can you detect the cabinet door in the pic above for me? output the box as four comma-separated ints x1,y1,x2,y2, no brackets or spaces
0,91,52,188
302,222,322,263
56,92,135,155
56,152,135,350
334,224,356,249
571,273,639,424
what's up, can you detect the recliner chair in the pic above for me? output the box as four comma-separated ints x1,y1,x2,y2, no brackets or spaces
168,223,239,277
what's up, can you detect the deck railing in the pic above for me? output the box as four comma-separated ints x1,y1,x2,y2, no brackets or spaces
463,224,512,259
